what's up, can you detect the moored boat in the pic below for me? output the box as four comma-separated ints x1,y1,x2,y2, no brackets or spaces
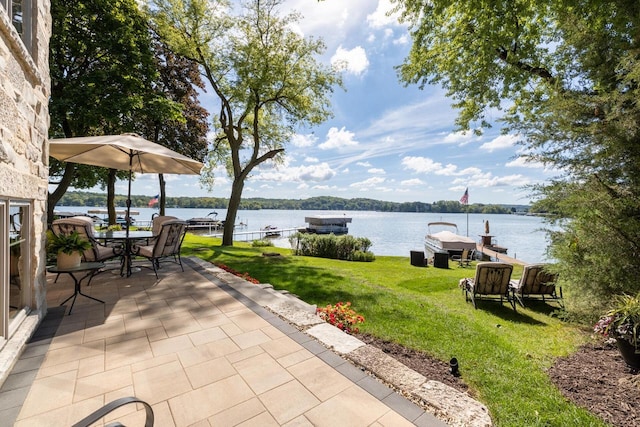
262,225,281,237
304,215,351,235
424,222,476,258
186,211,223,230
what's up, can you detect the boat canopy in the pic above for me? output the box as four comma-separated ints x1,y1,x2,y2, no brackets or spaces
427,230,476,251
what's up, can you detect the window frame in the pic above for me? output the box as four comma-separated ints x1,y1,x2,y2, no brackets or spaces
1,0,32,52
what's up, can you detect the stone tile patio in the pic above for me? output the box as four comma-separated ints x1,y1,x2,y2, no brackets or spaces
0,257,447,426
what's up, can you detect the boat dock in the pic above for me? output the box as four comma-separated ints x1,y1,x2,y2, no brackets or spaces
204,226,304,241
476,243,526,265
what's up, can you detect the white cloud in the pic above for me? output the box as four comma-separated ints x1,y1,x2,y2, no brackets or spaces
454,172,531,188
331,45,369,76
291,133,317,147
350,176,386,188
299,163,336,181
304,156,319,163
366,0,401,28
254,162,336,182
505,156,545,169
356,161,372,167
312,184,339,191
402,156,440,173
401,156,483,177
318,127,359,150
392,34,409,45
368,168,386,174
400,178,424,186
480,134,520,152
443,130,476,145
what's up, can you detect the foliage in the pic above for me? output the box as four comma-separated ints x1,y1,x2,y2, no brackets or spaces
594,293,640,350
134,34,210,215
48,0,209,225
289,233,375,261
57,191,518,213
316,302,365,334
395,0,640,316
181,234,602,426
251,239,274,247
48,0,157,222
150,0,342,246
47,231,92,255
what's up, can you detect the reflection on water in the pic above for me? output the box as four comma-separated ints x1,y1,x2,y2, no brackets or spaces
61,207,555,263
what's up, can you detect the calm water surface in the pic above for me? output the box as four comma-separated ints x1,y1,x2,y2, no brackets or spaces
60,207,555,263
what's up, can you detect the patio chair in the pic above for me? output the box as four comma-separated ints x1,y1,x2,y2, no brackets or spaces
151,215,178,235
452,249,474,267
52,216,123,261
132,219,187,278
51,216,123,281
460,262,516,311
509,263,562,308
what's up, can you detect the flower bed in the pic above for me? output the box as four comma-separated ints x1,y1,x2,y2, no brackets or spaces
317,301,365,334
215,263,260,284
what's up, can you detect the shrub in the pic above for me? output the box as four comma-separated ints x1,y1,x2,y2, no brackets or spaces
289,233,375,261
352,250,376,262
251,239,274,247
316,302,365,334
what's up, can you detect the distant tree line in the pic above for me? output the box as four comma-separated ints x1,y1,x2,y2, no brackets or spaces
56,191,525,214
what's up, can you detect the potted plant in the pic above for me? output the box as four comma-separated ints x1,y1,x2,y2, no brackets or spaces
594,292,640,369
48,231,92,269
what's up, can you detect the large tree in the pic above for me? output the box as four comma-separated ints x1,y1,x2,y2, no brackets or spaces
395,0,640,316
136,35,210,214
150,0,342,245
48,0,158,224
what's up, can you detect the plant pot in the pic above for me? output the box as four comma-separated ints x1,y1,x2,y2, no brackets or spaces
616,338,640,369
57,251,81,269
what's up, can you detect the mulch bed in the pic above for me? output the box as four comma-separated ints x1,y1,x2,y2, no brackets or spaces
357,334,640,426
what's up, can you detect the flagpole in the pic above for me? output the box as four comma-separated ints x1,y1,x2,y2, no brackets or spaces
460,188,469,236
466,205,469,237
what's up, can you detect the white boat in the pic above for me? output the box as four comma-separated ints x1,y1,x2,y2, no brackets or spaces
262,225,281,237
186,211,223,230
304,215,352,235
424,222,476,258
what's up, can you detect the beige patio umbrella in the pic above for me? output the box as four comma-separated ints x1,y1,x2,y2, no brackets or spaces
49,133,203,260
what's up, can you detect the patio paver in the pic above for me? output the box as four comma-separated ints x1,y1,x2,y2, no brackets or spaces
0,257,447,426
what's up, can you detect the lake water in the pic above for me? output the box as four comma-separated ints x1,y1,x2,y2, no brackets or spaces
58,207,555,263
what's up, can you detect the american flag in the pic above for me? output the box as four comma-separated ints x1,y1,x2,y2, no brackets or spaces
460,188,469,205
148,194,159,207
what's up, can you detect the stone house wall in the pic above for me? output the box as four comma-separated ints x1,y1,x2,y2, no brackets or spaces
0,0,51,384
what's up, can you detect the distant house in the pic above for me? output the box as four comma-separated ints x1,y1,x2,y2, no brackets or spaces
0,1,51,384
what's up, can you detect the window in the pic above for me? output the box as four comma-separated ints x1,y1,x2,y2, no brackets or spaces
0,199,31,343
1,0,32,50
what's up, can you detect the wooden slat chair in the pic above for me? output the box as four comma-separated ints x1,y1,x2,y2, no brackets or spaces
132,220,187,278
509,263,562,308
460,262,516,311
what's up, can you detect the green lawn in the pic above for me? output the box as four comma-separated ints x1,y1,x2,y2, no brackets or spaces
182,234,604,427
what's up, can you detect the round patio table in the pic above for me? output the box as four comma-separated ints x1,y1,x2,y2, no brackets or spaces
47,262,105,315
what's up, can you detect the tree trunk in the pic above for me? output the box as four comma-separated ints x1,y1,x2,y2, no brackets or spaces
222,178,245,246
47,163,76,225
107,169,116,226
159,173,166,216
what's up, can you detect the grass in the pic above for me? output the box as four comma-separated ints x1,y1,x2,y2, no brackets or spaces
182,234,604,427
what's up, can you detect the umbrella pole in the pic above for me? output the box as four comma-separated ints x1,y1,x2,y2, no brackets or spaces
125,160,133,276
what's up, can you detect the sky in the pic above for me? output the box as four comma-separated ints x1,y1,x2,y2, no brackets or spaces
90,0,555,206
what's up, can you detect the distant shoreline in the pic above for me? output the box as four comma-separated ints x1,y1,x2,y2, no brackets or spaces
58,191,533,215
